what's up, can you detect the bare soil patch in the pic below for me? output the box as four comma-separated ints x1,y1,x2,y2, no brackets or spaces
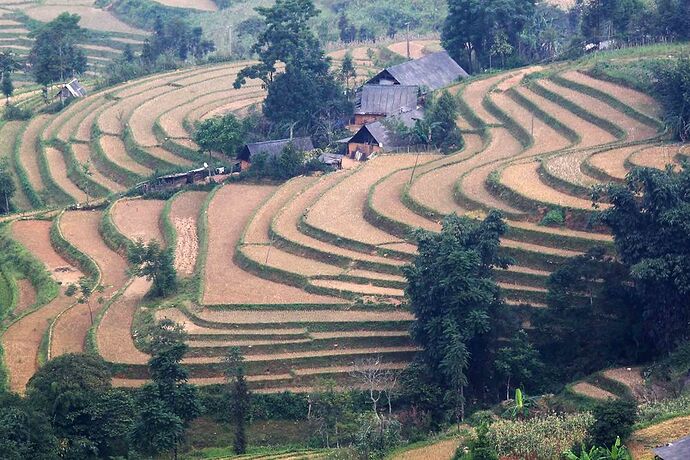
629,144,681,170
571,382,617,400
563,70,662,118
603,367,644,397
74,100,110,142
155,308,307,335
588,145,642,180
387,39,440,59
24,6,146,34
185,346,419,363
52,210,129,357
540,78,657,141
393,438,461,460
501,160,604,210
310,279,404,297
272,171,404,267
44,146,89,202
306,155,434,248
112,198,165,243
72,143,126,192
241,245,343,278
99,135,153,176
18,114,51,195
11,219,82,284
195,308,414,324
98,276,151,364
14,278,36,315
170,191,207,276
461,73,506,124
545,149,600,188
203,183,348,305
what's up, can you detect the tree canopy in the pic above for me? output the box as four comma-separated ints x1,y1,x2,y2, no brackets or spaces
28,13,87,87
233,0,350,135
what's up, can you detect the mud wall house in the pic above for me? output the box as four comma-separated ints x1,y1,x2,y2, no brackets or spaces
347,108,424,160
366,51,469,92
353,84,419,128
238,137,315,170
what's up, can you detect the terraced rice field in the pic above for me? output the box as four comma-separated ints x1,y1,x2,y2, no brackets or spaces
1,49,678,393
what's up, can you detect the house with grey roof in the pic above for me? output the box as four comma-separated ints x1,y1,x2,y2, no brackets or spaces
654,435,690,460
347,108,424,160
366,51,468,91
353,84,419,127
238,137,314,167
56,78,87,100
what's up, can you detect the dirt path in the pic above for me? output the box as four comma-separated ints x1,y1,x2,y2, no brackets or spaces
203,183,348,305
51,210,128,357
169,191,207,276
112,198,165,244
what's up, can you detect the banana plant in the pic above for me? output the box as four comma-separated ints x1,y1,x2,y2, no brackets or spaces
563,437,632,460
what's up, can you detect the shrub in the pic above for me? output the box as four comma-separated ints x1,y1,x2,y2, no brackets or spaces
467,410,497,427
637,392,690,425
589,398,637,446
486,413,594,459
455,423,498,460
3,104,32,121
64,284,77,297
540,208,565,227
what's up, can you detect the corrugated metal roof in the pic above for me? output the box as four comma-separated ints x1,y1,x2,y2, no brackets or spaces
654,436,690,460
240,137,314,161
368,51,469,91
65,79,87,97
355,108,424,149
355,85,418,115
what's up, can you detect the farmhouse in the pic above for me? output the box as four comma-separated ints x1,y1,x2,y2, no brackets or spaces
238,137,314,169
366,51,468,91
56,78,87,99
353,84,419,127
347,108,424,160
654,435,690,460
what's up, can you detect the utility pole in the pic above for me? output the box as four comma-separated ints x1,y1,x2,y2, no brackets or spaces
405,22,411,59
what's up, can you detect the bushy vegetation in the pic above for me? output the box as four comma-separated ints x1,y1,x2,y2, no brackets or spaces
243,144,330,181
127,239,178,297
193,112,253,158
654,57,690,141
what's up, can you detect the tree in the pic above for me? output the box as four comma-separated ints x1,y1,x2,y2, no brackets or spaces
28,13,87,88
442,0,535,72
490,29,514,68
494,330,543,400
589,399,637,446
224,348,250,454
233,0,350,133
655,58,690,142
340,52,357,91
127,239,178,297
193,113,248,157
421,90,464,153
532,246,644,379
122,44,135,63
24,354,119,458
0,160,16,214
131,322,201,459
0,391,59,460
403,212,516,421
2,71,13,103
596,166,690,355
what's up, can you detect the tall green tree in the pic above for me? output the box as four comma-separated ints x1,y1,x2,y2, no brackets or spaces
0,160,16,214
127,239,178,297
655,58,690,142
233,0,350,134
0,392,59,460
131,321,201,460
494,330,543,400
2,71,13,103
340,52,356,92
28,13,87,87
403,212,516,420
421,90,463,153
224,348,251,454
596,166,690,355
442,0,535,72
193,113,249,157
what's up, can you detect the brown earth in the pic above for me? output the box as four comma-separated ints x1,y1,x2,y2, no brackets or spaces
13,278,36,315
571,382,618,400
72,143,126,192
629,416,690,460
18,114,52,196
24,5,146,34
169,191,207,276
51,210,129,357
44,146,89,202
393,438,462,460
203,183,348,305
112,198,165,244
99,135,153,176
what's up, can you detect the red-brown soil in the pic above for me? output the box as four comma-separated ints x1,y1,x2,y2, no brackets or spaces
112,198,165,244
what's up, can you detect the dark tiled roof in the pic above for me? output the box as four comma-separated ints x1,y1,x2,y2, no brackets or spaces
654,435,690,460
352,108,424,150
368,51,469,91
240,137,314,161
355,85,418,115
